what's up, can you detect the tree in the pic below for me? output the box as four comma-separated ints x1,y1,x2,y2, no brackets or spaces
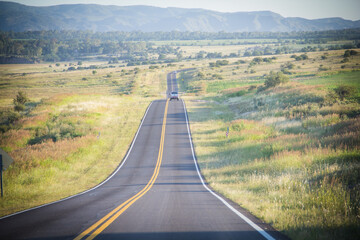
344,50,358,57
264,71,289,88
197,72,205,78
13,91,29,112
334,85,355,101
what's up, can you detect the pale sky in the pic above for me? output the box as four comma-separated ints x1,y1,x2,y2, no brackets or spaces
4,0,360,21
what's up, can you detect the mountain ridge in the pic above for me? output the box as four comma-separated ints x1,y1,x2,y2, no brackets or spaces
1,1,359,32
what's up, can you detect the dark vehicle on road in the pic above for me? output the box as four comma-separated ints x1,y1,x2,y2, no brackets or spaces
170,91,179,101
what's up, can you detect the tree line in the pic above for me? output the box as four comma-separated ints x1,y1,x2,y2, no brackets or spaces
0,29,359,64
4,28,360,41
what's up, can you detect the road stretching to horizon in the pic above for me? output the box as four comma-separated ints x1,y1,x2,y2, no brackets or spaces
0,71,284,240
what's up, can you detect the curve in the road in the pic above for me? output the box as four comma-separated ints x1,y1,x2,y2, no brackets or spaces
75,99,169,240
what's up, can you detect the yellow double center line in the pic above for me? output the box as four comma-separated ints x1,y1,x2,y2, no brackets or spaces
74,99,169,240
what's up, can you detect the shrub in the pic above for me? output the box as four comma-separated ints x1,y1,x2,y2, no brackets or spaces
344,50,357,57
318,66,330,71
28,113,91,144
13,91,29,112
264,71,289,88
236,60,246,64
197,72,205,78
334,85,356,101
295,54,309,61
212,74,223,80
0,110,21,132
228,90,246,98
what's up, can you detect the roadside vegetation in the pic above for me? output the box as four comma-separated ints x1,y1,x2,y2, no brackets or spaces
0,61,171,216
181,49,360,239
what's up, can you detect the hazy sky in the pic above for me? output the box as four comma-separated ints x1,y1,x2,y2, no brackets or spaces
4,0,360,20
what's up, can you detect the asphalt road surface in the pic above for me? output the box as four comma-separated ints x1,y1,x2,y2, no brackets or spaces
0,71,284,240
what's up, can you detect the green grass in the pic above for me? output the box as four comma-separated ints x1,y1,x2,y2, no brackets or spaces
182,49,360,240
0,62,171,217
296,70,360,89
206,79,262,93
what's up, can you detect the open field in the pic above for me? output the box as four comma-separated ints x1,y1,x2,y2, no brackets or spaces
0,61,176,216
181,49,360,239
1,39,359,239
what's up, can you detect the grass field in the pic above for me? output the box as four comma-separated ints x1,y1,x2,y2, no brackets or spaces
0,42,359,240
0,61,174,216
181,49,360,239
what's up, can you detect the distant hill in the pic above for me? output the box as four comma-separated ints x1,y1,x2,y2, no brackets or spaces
1,1,360,32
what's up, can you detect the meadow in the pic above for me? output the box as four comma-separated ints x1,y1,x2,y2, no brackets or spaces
0,61,172,216
0,38,359,240
181,49,360,239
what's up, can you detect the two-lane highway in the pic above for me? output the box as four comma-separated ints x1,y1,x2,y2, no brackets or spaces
0,71,283,240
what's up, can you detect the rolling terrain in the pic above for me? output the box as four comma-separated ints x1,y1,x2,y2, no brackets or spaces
0,72,284,240
1,1,359,32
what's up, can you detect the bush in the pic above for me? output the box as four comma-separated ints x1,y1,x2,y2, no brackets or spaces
318,65,330,71
28,113,91,144
295,54,309,61
212,74,223,80
334,85,356,101
344,50,357,58
14,103,25,112
0,110,21,133
13,91,29,112
197,72,205,78
264,71,289,88
228,90,246,98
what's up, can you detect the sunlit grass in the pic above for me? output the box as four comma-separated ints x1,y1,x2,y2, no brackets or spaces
184,49,360,239
0,62,166,216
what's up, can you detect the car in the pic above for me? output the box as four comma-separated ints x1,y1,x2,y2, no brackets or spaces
169,91,179,101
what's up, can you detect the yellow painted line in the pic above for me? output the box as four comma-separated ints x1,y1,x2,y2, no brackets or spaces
74,99,169,240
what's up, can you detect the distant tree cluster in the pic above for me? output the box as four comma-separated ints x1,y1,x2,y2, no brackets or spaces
209,60,229,67
0,32,178,63
6,29,360,42
0,29,359,63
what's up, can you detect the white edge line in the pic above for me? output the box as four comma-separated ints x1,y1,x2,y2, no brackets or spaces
181,99,276,240
0,101,154,220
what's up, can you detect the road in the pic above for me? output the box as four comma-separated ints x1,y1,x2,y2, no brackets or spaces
0,71,283,240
